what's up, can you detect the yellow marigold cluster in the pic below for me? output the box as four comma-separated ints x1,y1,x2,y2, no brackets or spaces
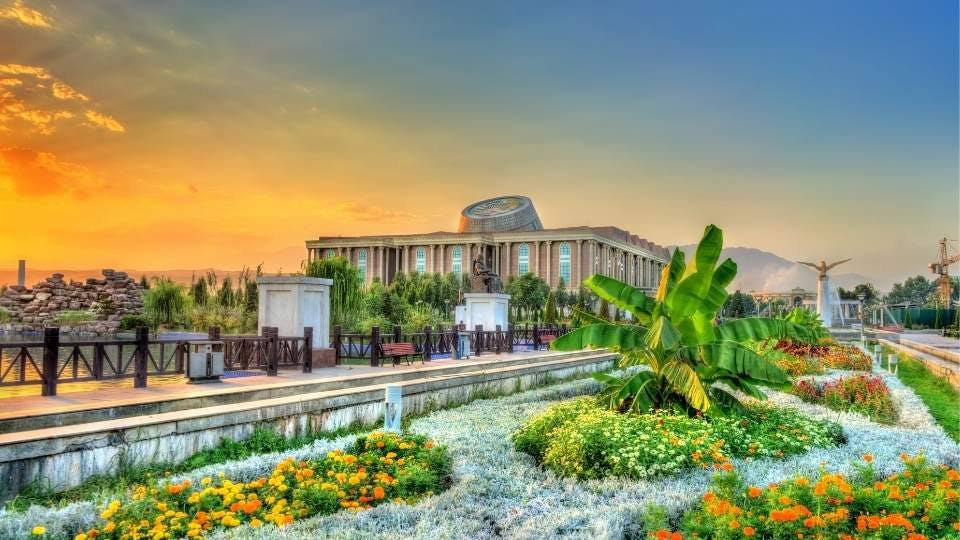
70,432,448,539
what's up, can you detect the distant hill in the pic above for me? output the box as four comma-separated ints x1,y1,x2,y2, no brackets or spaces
0,268,258,288
676,246,871,293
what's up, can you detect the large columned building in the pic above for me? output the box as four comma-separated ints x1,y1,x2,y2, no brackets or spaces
305,196,671,291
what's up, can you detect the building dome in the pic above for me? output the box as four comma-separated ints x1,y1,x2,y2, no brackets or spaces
457,195,543,233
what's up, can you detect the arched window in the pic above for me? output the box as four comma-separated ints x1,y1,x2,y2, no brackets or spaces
559,242,571,282
518,243,530,274
324,249,335,259
415,247,426,273
357,249,367,280
452,246,462,275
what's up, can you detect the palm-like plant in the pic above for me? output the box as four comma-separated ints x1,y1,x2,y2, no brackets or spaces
552,224,810,416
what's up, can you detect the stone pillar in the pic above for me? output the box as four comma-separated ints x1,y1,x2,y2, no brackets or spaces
504,241,512,278
574,240,582,286
533,241,541,277
545,240,553,287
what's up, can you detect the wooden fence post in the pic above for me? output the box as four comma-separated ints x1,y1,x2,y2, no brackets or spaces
370,326,381,367
507,324,515,353
494,325,502,354
174,340,185,374
134,326,148,388
333,325,342,365
302,326,313,373
208,326,221,341
451,324,460,359
423,325,432,361
41,326,59,396
266,326,279,376
475,324,483,355
533,323,540,350
393,324,402,344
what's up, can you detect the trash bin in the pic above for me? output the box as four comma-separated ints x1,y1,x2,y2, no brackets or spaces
186,340,225,383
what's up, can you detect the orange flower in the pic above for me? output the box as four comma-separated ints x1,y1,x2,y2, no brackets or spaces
747,486,762,498
742,526,755,537
373,486,386,500
863,453,874,463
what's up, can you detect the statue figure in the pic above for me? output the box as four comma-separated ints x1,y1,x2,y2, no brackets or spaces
471,253,503,293
796,258,851,328
797,259,852,279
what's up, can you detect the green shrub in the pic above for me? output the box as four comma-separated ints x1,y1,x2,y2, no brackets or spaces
512,397,596,461
0,306,11,323
53,310,96,325
513,398,843,480
118,314,150,330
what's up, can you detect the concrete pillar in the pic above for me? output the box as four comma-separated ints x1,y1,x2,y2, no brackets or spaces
545,240,553,287
533,241,541,278
504,241,512,278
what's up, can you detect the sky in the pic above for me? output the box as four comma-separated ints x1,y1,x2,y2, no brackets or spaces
1,0,957,289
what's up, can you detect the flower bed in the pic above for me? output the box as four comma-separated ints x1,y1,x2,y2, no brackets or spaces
773,341,872,373
671,454,960,539
64,432,449,540
513,398,843,480
4,370,959,539
792,374,898,424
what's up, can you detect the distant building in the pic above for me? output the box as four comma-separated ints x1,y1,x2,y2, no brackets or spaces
305,195,671,290
749,287,816,308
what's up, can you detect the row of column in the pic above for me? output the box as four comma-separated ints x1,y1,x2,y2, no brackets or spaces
306,241,665,290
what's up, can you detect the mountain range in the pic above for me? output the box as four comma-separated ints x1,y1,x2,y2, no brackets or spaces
2,247,874,294
676,246,872,293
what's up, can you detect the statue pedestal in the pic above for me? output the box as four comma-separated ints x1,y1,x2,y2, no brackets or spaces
257,276,333,347
463,293,510,331
817,276,833,328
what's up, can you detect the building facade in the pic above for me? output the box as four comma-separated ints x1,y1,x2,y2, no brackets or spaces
305,196,671,291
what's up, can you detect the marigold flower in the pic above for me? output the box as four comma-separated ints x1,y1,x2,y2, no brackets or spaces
747,486,762,498
742,526,756,537
31,526,46,536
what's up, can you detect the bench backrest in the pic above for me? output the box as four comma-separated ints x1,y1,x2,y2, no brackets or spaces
382,342,417,356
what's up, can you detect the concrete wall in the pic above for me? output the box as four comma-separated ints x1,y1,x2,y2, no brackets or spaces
0,352,615,502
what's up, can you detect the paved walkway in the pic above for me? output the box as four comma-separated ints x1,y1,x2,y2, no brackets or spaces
0,350,556,422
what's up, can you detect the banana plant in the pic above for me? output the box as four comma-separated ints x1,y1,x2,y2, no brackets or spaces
552,224,811,415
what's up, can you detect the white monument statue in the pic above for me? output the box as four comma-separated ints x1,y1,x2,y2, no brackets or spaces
256,276,332,347
797,258,851,327
461,254,510,331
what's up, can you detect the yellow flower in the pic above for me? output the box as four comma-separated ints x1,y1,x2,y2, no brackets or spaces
250,518,263,528
31,526,46,536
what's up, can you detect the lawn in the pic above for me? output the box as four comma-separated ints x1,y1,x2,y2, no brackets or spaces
887,347,960,442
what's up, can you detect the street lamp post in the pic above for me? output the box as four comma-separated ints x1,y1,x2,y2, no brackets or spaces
857,292,867,344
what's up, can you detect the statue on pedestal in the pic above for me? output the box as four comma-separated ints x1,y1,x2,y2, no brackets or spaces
797,258,852,327
471,254,503,294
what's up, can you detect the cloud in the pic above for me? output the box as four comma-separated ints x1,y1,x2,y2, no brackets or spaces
52,80,88,101
0,147,104,197
0,63,51,79
335,201,423,222
0,0,52,29
0,78,21,87
0,89,73,134
84,109,125,132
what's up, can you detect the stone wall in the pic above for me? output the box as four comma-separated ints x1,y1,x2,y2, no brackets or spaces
0,269,143,333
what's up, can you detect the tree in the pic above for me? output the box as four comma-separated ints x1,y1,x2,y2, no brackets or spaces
144,278,190,330
722,290,756,318
506,273,549,321
838,283,880,304
306,256,364,330
190,278,208,306
885,276,937,307
139,275,150,290
553,224,809,416
597,298,611,321
544,290,558,324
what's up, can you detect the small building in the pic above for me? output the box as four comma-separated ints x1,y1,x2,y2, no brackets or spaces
305,195,671,291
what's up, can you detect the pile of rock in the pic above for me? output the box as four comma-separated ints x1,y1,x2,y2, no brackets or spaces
0,269,144,333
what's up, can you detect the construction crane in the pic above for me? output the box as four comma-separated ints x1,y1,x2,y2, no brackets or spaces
928,237,960,306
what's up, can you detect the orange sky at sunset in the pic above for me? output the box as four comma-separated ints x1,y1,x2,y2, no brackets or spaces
2,1,957,288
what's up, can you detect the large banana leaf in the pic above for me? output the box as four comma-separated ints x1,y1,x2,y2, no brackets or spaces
572,306,608,326
644,316,681,352
582,275,655,324
716,317,811,343
656,249,686,302
707,386,748,416
661,359,710,411
667,225,724,318
699,341,789,384
699,258,738,316
550,323,647,351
